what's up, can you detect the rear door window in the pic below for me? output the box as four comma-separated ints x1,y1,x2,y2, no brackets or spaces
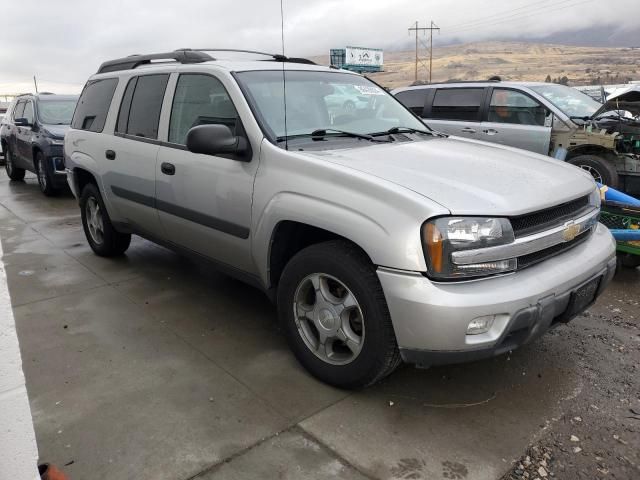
395,89,428,116
72,78,118,132
430,88,484,121
119,74,169,139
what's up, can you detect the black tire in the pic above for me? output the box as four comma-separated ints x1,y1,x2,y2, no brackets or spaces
277,240,401,389
35,151,58,196
619,253,640,269
568,154,619,188
5,147,25,181
80,183,131,257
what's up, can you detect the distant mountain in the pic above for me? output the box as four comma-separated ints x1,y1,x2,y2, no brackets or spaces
516,25,640,48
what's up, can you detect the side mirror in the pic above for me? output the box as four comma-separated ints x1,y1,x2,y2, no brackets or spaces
186,124,249,160
14,117,31,127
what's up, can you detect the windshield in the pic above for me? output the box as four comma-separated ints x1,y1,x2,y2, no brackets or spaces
529,84,601,119
37,99,77,125
235,70,427,142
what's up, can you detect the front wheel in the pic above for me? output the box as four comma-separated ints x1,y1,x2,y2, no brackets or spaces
35,151,58,196
5,147,25,181
277,240,401,389
619,253,640,269
568,154,619,188
80,183,131,257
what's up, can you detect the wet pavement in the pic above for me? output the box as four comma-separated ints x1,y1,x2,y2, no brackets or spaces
1,173,638,480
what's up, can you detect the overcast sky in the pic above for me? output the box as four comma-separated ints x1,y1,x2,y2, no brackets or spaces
1,0,638,94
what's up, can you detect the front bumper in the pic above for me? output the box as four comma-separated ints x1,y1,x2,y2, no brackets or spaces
378,223,617,367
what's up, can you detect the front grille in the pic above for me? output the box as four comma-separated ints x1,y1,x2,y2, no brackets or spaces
517,229,592,270
510,195,590,238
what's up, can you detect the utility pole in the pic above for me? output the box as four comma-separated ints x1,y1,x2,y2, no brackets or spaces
408,21,440,83
33,76,38,93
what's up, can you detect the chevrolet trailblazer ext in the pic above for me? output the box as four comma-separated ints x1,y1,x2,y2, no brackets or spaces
65,50,616,388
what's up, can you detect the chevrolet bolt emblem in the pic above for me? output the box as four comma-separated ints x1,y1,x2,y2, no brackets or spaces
562,221,581,242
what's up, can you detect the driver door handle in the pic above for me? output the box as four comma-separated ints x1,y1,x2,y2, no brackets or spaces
483,128,499,136
161,162,175,176
461,127,476,133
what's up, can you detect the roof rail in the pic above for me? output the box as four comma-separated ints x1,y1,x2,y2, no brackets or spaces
178,48,316,65
97,50,214,74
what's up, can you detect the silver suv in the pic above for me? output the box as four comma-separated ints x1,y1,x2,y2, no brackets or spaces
65,50,616,388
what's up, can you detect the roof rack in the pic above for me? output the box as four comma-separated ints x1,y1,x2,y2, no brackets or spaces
97,50,214,74
178,49,316,65
97,48,315,74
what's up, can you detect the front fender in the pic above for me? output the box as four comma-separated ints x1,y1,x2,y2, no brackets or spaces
253,191,427,287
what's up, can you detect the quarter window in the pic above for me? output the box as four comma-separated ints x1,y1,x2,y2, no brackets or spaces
72,78,118,132
395,89,428,116
488,89,547,126
121,74,169,139
430,88,484,121
168,74,239,145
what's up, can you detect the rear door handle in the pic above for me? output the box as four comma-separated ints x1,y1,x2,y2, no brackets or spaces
483,129,499,136
105,150,116,160
161,162,175,175
461,127,476,133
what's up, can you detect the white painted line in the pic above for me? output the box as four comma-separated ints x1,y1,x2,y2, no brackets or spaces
0,236,40,480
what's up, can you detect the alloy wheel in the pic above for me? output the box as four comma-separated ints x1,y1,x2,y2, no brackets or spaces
85,197,105,245
578,164,603,184
293,273,365,365
37,157,47,191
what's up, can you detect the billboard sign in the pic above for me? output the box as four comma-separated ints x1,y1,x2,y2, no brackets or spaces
345,46,383,68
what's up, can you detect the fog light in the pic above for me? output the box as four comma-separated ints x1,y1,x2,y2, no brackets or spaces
466,315,496,335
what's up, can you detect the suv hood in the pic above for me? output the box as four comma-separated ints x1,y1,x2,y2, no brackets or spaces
303,137,595,216
41,124,70,139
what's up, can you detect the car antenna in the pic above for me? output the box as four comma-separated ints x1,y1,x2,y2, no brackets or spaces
280,0,289,150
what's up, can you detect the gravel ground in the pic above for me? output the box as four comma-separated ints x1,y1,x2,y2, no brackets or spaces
503,265,640,480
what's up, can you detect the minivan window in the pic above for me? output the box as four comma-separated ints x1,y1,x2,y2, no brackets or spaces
169,74,239,145
72,78,118,132
395,89,428,116
488,89,547,126
13,101,25,120
431,88,484,121
120,74,169,139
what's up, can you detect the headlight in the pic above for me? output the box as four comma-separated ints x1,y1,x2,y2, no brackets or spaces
422,217,516,280
48,138,65,145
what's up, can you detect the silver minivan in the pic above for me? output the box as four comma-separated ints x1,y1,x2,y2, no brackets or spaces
393,81,640,194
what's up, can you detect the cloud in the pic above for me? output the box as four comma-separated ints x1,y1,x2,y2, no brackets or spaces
0,0,637,93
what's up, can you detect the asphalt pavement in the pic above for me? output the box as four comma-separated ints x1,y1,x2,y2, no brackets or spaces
1,172,638,480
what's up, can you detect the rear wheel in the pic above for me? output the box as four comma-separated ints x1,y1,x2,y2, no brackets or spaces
35,151,58,196
5,147,25,181
277,240,401,389
568,154,619,188
80,183,131,257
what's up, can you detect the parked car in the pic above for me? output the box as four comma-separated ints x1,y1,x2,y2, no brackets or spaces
0,93,79,195
65,50,616,388
393,81,640,195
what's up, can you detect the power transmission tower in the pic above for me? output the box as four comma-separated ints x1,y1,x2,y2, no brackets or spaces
408,21,440,83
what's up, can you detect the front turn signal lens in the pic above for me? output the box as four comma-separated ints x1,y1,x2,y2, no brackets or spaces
424,223,443,273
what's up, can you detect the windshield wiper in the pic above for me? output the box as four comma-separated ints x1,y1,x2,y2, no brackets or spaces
370,126,445,138
277,129,391,143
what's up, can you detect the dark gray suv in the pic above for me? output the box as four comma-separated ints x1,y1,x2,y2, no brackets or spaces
0,93,78,195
